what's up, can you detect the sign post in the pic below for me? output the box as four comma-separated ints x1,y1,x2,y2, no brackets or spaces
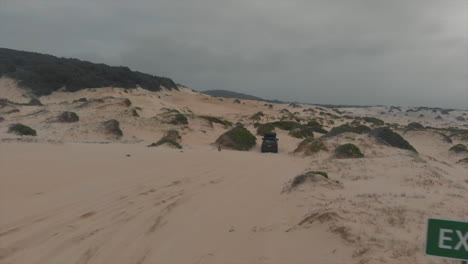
426,218,468,262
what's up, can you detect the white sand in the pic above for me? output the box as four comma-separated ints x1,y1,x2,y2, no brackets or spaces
1,78,467,264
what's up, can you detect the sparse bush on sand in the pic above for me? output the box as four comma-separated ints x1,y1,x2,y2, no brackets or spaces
7,123,37,136
199,115,233,128
289,126,314,139
256,123,276,135
449,144,467,153
164,130,181,141
169,113,188,125
325,123,371,137
57,111,79,122
362,116,384,126
98,119,123,138
250,111,264,121
294,138,328,155
285,171,331,192
148,136,182,149
335,143,364,158
215,125,256,151
370,127,417,153
407,122,424,130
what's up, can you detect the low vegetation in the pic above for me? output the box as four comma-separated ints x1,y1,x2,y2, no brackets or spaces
215,125,256,151
285,171,330,192
361,116,385,126
0,48,177,96
7,123,37,136
57,111,79,122
148,137,182,149
98,119,123,138
324,123,371,137
169,113,189,125
250,111,264,121
288,126,314,139
407,122,424,130
335,143,364,158
256,123,276,135
294,138,328,155
449,144,467,153
199,115,233,128
370,127,417,153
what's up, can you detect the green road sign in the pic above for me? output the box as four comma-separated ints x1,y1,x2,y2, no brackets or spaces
426,218,468,260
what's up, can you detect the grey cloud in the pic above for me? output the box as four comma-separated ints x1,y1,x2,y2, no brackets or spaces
0,0,466,108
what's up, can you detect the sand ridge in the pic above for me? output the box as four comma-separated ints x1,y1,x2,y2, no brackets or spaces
1,78,467,264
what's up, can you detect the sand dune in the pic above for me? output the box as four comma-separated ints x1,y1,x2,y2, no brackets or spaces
1,78,467,264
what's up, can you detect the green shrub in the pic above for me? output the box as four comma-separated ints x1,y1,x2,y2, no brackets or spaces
123,98,132,107
306,171,329,178
307,120,328,134
362,117,384,125
199,115,232,127
325,123,371,137
216,126,256,151
449,144,467,153
370,127,417,153
289,126,314,139
335,143,364,158
99,119,123,138
256,123,276,135
457,157,468,163
169,113,188,125
250,111,264,121
57,111,79,122
148,137,182,149
294,138,328,155
7,123,37,136
271,121,300,130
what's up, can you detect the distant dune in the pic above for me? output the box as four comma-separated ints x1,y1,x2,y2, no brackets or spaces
0,48,178,96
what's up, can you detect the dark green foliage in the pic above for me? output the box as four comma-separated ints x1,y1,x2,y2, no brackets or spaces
148,137,182,149
169,113,188,125
57,111,79,122
362,116,384,126
441,109,450,115
0,116,4,122
256,123,276,135
289,126,314,139
271,121,300,130
449,144,467,153
73,98,87,103
0,48,177,96
99,119,123,138
164,129,181,140
407,122,424,129
123,98,132,107
306,171,329,179
233,99,241,104
294,138,328,155
198,116,233,128
7,123,37,136
335,143,364,158
286,171,329,192
131,109,139,117
456,116,466,121
161,108,180,114
325,123,371,137
250,111,264,121
457,158,468,164
28,98,42,106
216,125,256,151
370,127,417,153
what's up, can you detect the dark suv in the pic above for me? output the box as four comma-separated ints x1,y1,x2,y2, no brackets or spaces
261,132,279,153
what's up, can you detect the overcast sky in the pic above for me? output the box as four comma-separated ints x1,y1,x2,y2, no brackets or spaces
1,0,467,108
